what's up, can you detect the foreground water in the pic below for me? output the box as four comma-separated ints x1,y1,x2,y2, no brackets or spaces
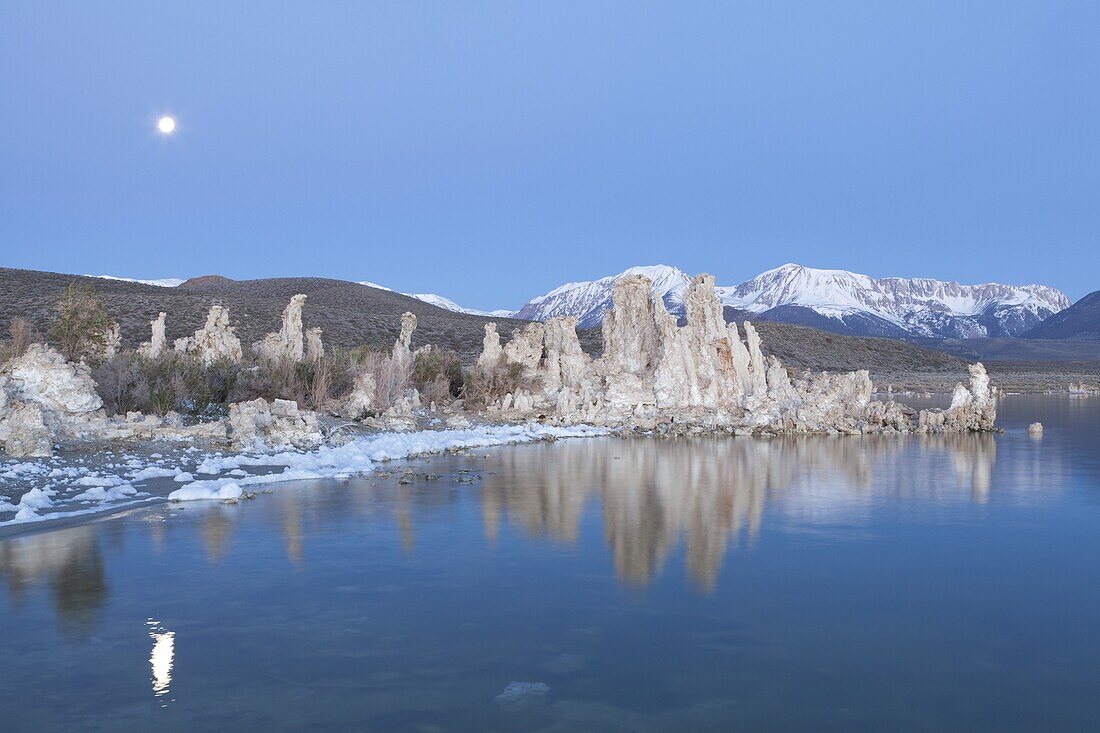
1,396,1099,731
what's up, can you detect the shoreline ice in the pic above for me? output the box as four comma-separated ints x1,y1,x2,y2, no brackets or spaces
1,423,606,528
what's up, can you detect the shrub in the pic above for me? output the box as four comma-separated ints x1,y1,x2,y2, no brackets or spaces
8,317,36,357
48,284,113,363
358,349,412,411
412,348,464,400
461,356,540,409
231,352,355,411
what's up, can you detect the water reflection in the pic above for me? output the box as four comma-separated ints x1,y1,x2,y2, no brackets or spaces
0,526,108,633
0,427,1070,631
479,433,1034,591
147,618,175,701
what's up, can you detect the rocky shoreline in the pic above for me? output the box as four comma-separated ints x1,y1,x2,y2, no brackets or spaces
0,272,1015,460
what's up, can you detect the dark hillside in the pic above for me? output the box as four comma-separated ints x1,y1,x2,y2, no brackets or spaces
1024,289,1100,340
0,267,971,374
0,268,538,361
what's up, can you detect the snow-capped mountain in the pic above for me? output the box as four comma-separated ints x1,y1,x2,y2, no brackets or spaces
357,281,513,318
722,264,1070,338
514,265,692,328
403,293,514,318
90,274,185,287
514,263,1070,338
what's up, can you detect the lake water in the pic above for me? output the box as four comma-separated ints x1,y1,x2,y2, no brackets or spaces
2,396,1099,731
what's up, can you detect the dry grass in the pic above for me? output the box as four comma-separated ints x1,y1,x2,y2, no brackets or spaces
461,356,541,409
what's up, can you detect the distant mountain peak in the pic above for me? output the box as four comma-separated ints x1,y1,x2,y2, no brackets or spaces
90,274,186,288
358,281,513,318
516,265,691,328
515,262,1071,338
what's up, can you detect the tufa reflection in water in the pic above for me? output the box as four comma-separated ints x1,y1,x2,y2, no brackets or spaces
1,430,1066,626
479,434,1009,591
0,526,108,633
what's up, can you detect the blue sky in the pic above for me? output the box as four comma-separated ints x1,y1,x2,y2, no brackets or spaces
2,1,1097,309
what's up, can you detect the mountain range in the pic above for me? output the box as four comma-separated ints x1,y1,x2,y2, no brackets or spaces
509,264,1072,339
92,264,1089,341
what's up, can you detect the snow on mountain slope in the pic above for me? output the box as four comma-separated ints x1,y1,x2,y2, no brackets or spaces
514,265,692,328
357,281,513,318
514,263,1070,338
721,264,1070,338
90,275,185,288
404,293,514,318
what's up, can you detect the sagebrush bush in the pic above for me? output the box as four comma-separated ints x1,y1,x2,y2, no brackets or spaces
460,356,540,409
92,352,217,416
8,317,36,357
49,284,113,364
412,348,463,400
357,349,412,411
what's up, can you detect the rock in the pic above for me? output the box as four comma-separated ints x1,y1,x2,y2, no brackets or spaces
462,272,997,435
1028,422,1044,435
541,317,592,393
342,371,376,420
305,327,324,362
918,363,997,434
253,294,316,363
503,322,546,374
228,398,322,450
476,323,505,371
137,312,167,358
174,305,243,365
101,321,122,361
4,402,52,457
391,312,417,369
0,344,104,417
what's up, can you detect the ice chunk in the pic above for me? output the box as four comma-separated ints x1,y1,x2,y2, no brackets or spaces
168,481,244,502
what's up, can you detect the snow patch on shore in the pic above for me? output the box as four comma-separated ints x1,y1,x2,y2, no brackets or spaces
1,423,605,522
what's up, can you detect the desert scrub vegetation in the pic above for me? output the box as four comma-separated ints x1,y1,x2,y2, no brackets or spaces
412,348,464,406
93,352,240,417
0,317,39,362
92,350,360,417
48,284,115,364
460,355,541,409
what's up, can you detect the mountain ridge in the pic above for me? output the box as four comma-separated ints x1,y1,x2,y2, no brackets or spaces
515,263,1071,339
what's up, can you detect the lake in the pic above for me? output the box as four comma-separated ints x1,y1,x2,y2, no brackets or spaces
2,396,1099,731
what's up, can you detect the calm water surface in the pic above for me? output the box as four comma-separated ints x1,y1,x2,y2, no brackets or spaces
2,396,1099,731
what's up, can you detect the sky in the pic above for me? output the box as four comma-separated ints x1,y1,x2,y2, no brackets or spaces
1,1,1098,310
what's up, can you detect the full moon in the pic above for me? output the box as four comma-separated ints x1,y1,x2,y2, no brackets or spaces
157,116,177,134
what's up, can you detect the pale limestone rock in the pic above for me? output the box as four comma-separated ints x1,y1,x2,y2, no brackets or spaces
4,402,52,457
653,274,744,411
595,275,662,413
137,313,167,358
491,272,996,436
0,344,103,416
918,363,997,434
253,294,308,362
477,323,505,371
101,322,121,361
540,317,592,395
742,321,768,398
342,371,377,420
174,306,243,365
305,327,324,361
502,322,546,374
392,312,417,368
727,321,751,393
228,398,322,450
0,344,104,454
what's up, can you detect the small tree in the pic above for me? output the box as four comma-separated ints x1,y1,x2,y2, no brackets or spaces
49,284,112,363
